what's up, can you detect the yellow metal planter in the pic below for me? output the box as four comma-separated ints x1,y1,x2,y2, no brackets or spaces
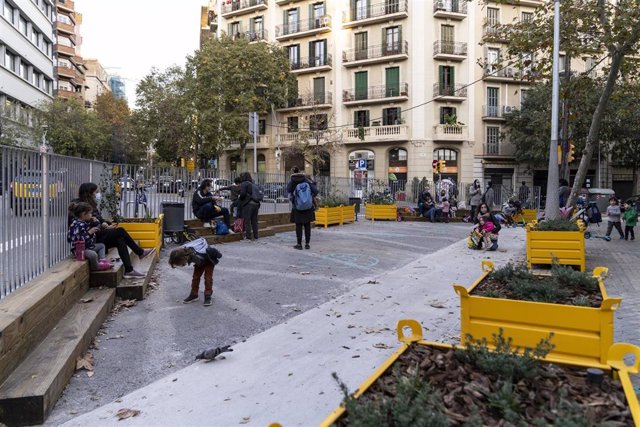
364,204,397,221
453,261,621,368
320,319,640,426
118,214,163,257
526,229,586,271
315,205,356,228
514,208,537,223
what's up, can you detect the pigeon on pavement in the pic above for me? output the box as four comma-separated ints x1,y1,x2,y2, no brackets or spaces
195,345,233,361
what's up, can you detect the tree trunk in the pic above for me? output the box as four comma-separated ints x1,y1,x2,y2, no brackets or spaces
567,51,623,207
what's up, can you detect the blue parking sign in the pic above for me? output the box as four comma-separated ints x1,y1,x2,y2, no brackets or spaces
356,159,367,170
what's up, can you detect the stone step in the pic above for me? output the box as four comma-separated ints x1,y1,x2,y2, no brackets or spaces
89,246,129,288
267,223,296,233
0,288,115,426
203,233,243,244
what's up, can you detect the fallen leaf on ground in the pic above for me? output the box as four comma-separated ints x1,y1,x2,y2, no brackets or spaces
373,343,392,349
80,298,94,303
75,353,94,371
430,301,446,309
300,271,311,275
107,335,124,340
364,327,391,334
240,416,251,424
360,295,370,299
367,280,379,284
87,371,94,378
116,408,140,420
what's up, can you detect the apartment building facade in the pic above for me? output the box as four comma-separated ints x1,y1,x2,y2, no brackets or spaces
1,0,55,144
84,58,110,108
54,0,86,102
202,0,595,192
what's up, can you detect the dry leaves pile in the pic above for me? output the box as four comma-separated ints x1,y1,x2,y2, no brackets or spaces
112,299,137,314
337,345,633,426
116,408,140,420
75,352,94,378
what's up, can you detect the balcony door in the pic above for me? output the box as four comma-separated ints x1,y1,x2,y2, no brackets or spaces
313,77,325,104
385,67,400,97
487,87,499,117
250,16,264,40
354,110,370,128
441,25,454,54
384,26,401,55
355,71,368,100
311,2,325,28
284,8,299,34
288,44,300,69
486,126,500,155
310,39,327,67
352,0,369,21
355,32,368,60
383,107,401,126
385,0,400,14
486,7,499,27
438,66,455,95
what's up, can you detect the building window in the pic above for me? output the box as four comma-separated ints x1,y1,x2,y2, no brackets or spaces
433,148,459,181
31,29,39,45
353,0,369,21
259,119,266,135
437,65,455,94
19,16,27,35
354,32,368,60
385,66,400,96
3,2,14,23
309,114,328,131
382,107,401,126
354,110,369,127
4,51,16,72
309,39,327,66
257,154,266,173
229,21,241,39
486,126,500,154
313,77,325,102
286,8,299,33
384,26,401,54
521,12,533,23
440,107,457,124
288,44,300,69
312,2,325,21
355,71,368,100
486,87,499,116
287,116,298,133
486,7,500,26
20,62,29,80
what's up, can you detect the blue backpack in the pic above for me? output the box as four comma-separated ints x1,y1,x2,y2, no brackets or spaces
294,181,313,211
215,220,229,235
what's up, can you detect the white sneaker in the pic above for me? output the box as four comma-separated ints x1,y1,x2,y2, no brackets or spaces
202,222,212,229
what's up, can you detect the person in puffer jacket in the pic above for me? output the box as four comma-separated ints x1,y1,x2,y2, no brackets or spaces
168,237,222,306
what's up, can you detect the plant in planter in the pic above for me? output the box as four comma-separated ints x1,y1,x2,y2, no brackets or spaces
526,217,585,271
315,191,355,228
454,261,621,367
323,320,639,426
364,180,397,221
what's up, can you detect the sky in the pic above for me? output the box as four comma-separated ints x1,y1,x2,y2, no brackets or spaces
75,0,205,108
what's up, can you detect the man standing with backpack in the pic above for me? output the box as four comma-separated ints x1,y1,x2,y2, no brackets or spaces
287,166,318,250
238,172,263,241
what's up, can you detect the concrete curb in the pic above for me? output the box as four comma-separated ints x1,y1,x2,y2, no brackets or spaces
62,228,527,427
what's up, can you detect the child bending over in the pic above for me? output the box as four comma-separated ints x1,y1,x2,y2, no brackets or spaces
169,238,222,306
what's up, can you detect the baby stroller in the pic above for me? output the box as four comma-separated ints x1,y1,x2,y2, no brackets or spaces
575,198,604,239
496,199,524,227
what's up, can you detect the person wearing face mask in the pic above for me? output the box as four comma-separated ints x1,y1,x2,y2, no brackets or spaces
69,183,154,278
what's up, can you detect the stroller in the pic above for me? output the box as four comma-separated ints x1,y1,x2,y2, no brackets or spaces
496,199,524,227
574,197,604,239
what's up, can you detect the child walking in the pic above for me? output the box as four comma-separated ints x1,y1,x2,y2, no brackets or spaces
605,196,624,240
623,200,637,241
169,237,222,306
67,202,111,271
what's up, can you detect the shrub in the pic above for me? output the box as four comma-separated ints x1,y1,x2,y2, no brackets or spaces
533,218,580,231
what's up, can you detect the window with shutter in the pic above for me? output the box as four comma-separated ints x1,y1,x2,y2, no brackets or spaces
385,67,400,97
355,71,368,100
355,32,368,60
354,110,370,127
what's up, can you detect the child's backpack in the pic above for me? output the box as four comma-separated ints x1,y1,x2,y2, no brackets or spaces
589,204,602,224
467,230,481,249
250,183,264,202
294,181,313,211
215,220,229,235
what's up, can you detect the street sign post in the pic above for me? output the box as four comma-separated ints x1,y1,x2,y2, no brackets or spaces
249,112,259,174
355,159,367,170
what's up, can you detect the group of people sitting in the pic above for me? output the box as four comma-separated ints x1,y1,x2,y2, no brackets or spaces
67,183,155,275
416,191,454,223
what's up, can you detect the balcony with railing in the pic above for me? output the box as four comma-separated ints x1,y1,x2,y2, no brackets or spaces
343,83,409,105
433,83,467,101
433,41,467,60
433,124,468,141
343,41,409,67
482,24,509,42
433,0,467,19
221,0,268,18
244,29,268,42
277,92,333,111
290,54,332,74
227,135,271,148
55,21,74,35
344,124,409,143
483,66,534,84
482,105,518,120
343,0,408,28
276,16,332,40
485,0,544,6
276,131,331,145
54,43,75,57
56,0,75,13
483,142,516,158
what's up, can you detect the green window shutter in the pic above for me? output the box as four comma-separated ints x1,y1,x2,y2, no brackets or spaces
398,26,402,44
386,67,399,97
438,65,444,95
355,71,368,100
353,111,358,127
451,67,455,87
382,27,387,52
309,41,315,65
249,18,255,33
351,0,357,20
365,110,370,127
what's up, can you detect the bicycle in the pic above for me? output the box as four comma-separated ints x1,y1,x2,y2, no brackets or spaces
165,225,197,244
125,184,149,218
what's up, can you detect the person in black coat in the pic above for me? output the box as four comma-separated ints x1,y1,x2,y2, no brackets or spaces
191,179,230,229
286,166,318,250
238,172,260,241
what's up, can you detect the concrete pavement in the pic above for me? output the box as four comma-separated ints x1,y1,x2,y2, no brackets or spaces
61,225,526,427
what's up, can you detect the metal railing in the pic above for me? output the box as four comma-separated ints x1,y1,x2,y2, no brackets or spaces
244,29,268,42
433,41,467,56
433,0,467,14
276,15,332,37
482,105,518,118
343,82,409,102
433,83,467,98
281,92,333,109
342,41,409,63
221,0,267,15
290,53,333,71
484,142,516,158
344,0,408,22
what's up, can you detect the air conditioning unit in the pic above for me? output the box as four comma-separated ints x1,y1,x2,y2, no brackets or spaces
504,106,514,114
321,16,330,26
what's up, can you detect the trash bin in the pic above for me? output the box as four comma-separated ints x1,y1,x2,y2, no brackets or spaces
349,197,362,220
162,202,185,234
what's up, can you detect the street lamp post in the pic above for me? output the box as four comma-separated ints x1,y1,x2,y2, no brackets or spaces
545,0,561,219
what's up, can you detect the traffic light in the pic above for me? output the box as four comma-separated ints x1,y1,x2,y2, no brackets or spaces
180,158,186,168
438,160,447,173
432,160,438,173
557,145,562,165
568,143,575,162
